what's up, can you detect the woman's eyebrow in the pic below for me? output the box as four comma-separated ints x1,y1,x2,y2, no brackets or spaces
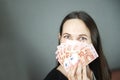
62,33,70,35
62,33,88,37
78,34,88,37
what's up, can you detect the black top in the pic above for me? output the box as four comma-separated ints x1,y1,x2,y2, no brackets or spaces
44,67,96,80
44,67,68,80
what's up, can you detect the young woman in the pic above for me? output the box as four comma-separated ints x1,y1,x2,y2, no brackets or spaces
44,11,111,80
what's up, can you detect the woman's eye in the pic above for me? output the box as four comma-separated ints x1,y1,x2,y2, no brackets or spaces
79,37,87,41
63,35,71,39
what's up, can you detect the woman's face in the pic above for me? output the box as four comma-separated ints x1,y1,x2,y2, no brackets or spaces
59,19,92,44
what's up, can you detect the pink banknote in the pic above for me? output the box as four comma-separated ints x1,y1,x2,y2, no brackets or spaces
55,40,98,72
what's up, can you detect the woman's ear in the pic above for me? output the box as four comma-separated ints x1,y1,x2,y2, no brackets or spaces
58,33,61,44
58,33,61,40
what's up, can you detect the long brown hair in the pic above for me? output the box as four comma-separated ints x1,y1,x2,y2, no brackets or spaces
58,11,111,80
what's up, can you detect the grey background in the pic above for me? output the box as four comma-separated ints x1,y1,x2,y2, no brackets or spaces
0,0,120,80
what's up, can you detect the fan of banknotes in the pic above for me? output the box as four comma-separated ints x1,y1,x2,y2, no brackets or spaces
55,40,98,72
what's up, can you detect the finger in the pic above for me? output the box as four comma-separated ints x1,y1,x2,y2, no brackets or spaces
76,63,82,80
67,65,77,80
87,66,93,80
82,66,87,80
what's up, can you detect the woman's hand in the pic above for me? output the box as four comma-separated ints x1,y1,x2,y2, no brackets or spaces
67,63,91,80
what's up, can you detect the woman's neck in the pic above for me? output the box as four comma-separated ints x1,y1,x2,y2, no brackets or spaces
57,65,67,77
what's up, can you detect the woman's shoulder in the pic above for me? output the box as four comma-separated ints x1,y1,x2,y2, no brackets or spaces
44,67,68,80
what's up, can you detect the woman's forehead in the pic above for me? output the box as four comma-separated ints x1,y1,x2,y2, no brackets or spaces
62,19,90,36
